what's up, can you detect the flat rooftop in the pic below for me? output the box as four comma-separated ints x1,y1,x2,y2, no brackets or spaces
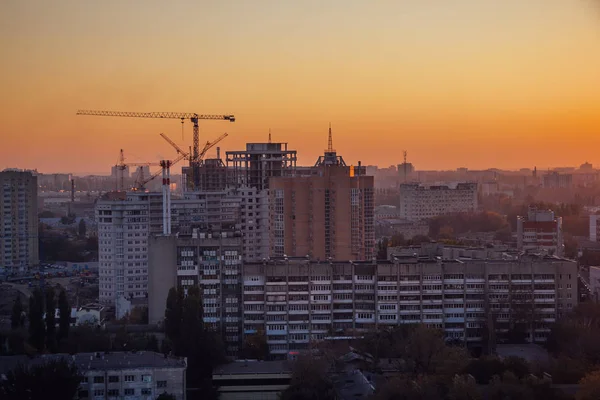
0,351,186,375
213,360,292,376
496,344,550,364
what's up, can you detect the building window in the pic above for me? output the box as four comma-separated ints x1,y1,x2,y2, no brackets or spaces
108,389,119,396
93,389,105,397
93,376,104,384
142,374,152,383
108,375,119,383
124,388,135,396
157,380,167,388
124,375,135,382
141,388,152,395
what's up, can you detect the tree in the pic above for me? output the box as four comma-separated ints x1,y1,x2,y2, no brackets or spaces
163,285,224,400
78,219,86,237
448,375,482,400
156,393,177,400
57,289,70,342
404,325,468,378
487,372,532,400
577,370,600,400
372,375,443,400
10,297,25,330
280,355,337,400
58,325,111,353
28,288,45,352
164,287,184,344
241,328,269,360
44,288,57,352
0,359,82,400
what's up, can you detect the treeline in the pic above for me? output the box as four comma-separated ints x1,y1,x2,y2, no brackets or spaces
2,288,158,355
164,286,227,400
428,211,510,241
283,325,571,400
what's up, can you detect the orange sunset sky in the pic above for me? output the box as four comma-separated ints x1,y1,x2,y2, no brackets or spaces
1,0,600,174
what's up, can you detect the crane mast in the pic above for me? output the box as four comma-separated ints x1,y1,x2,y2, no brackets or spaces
77,109,235,189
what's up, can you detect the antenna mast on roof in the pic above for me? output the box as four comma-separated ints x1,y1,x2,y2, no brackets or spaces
403,150,408,182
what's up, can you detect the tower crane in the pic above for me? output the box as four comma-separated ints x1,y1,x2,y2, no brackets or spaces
159,133,189,157
115,149,161,191
137,151,188,190
198,132,228,163
76,109,235,189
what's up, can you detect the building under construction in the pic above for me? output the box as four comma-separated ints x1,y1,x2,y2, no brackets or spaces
226,143,297,191
182,158,228,192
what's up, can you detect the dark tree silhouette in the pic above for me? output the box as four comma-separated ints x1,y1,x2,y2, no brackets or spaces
0,359,82,400
10,297,25,330
45,288,57,352
28,288,45,352
57,289,70,342
164,287,184,344
78,218,87,237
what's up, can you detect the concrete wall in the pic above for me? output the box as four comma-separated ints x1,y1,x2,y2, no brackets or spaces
148,236,178,325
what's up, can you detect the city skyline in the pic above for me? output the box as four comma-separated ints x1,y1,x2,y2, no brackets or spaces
2,0,600,173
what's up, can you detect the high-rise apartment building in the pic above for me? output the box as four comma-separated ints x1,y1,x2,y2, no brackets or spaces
226,142,297,261
242,254,577,358
97,189,244,310
269,163,374,261
590,214,600,242
517,207,564,256
398,182,478,221
0,169,39,271
149,231,243,356
96,192,163,308
542,172,573,189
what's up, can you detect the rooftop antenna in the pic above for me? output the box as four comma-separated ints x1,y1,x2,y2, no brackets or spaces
403,150,408,182
268,128,272,144
328,123,333,152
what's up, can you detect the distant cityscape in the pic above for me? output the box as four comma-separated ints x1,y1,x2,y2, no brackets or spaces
3,130,600,399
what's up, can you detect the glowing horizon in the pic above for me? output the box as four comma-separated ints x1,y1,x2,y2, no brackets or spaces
1,0,599,174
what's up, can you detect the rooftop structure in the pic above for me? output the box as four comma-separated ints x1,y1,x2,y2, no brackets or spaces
0,351,187,400
517,207,564,256
226,142,297,191
213,360,292,400
398,182,478,221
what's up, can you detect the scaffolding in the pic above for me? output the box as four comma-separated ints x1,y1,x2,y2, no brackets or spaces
226,143,297,190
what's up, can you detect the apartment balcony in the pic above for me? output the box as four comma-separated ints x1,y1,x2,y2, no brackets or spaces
445,317,466,324
311,309,332,315
269,348,289,355
288,329,310,334
332,298,353,303
266,339,288,345
310,318,332,325
332,317,353,323
244,318,265,324
288,299,309,304
423,318,443,324
289,310,309,315
421,309,442,315
420,299,442,305
444,327,465,332
265,327,287,335
265,310,287,315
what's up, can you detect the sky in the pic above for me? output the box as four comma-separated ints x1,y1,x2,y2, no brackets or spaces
1,0,599,174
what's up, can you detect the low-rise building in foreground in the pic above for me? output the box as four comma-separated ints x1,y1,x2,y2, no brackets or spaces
0,351,187,400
